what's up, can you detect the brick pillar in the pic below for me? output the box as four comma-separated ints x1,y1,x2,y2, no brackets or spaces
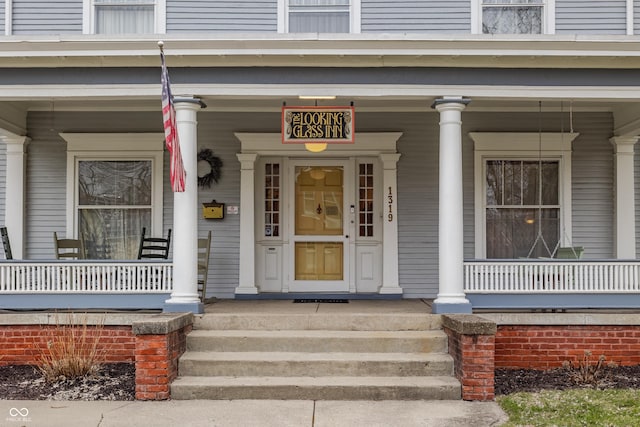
442,314,496,401
133,314,193,400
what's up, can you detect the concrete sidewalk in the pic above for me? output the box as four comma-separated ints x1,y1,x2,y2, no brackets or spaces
0,399,507,427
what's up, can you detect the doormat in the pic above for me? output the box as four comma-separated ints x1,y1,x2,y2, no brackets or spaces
293,299,349,303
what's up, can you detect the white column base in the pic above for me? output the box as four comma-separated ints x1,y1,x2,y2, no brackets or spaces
378,284,403,294
235,286,259,295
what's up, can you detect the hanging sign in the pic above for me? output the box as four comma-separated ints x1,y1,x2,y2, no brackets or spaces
282,106,355,144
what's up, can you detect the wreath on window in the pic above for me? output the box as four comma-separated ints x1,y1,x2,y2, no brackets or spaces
197,149,223,188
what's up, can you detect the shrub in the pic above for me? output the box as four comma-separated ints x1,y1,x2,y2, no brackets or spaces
38,313,107,382
563,350,613,386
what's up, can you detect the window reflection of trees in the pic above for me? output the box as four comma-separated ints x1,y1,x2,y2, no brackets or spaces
486,160,559,258
482,1,543,35
78,161,152,259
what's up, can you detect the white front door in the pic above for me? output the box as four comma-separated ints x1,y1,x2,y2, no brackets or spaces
288,159,351,292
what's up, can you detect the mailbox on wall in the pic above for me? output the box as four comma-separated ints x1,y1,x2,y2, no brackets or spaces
203,200,225,219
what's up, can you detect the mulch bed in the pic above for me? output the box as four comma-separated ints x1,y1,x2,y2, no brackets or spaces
0,363,135,401
496,365,640,395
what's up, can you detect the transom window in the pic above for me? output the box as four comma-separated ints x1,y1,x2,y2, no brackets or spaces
482,0,544,34
288,0,350,33
485,160,559,258
91,0,157,34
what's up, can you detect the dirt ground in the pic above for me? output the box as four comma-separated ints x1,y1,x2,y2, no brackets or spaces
495,365,640,395
1,362,639,400
0,363,135,401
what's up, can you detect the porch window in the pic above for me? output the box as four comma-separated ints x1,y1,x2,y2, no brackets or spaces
482,0,544,34
358,163,374,237
485,160,559,258
288,0,351,33
89,0,159,34
471,132,578,259
78,160,152,259
62,133,164,260
264,163,281,238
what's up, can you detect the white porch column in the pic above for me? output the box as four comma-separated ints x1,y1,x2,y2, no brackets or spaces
3,134,29,259
432,97,472,314
610,136,637,259
164,97,205,313
379,153,402,294
235,153,259,294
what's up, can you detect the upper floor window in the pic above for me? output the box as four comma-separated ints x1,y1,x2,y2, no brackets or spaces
482,0,544,34
86,0,164,34
287,0,351,33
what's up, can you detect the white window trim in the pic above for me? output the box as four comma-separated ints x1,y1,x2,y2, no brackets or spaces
60,133,164,239
278,0,361,33
471,132,578,258
471,0,555,35
82,0,166,35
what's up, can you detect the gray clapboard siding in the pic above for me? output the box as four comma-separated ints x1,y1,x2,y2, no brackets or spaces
0,0,5,34
556,0,627,34
166,0,277,33
635,0,640,34
361,0,470,33
12,0,82,34
23,109,615,298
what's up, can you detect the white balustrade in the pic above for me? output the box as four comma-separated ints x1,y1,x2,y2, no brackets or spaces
0,261,173,293
464,260,640,293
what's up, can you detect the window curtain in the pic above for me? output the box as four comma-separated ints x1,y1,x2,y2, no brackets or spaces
78,161,152,259
289,0,350,33
95,0,155,34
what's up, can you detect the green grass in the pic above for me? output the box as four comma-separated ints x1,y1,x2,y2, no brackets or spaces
498,388,640,427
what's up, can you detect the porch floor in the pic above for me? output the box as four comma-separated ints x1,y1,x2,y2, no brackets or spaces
202,298,434,315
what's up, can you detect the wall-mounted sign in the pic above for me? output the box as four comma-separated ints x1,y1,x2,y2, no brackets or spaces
282,106,355,144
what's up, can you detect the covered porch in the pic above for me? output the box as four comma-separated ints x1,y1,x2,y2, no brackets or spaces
1,36,640,313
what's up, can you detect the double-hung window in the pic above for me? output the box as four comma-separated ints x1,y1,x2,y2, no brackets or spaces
87,0,161,34
471,132,578,259
287,0,351,33
482,0,544,34
62,133,164,260
485,159,559,258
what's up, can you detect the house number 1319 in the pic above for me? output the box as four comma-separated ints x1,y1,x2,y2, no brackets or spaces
387,187,393,222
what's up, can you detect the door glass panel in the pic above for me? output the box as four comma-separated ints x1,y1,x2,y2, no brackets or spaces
294,165,344,281
295,166,343,236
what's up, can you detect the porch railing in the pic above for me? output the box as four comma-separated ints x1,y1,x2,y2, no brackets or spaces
0,260,173,293
464,259,640,293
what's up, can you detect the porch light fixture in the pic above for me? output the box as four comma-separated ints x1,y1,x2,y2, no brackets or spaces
304,143,328,153
525,218,535,225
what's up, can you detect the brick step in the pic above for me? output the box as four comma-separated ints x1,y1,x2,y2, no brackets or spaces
186,329,448,353
178,351,453,377
171,375,461,400
194,313,441,331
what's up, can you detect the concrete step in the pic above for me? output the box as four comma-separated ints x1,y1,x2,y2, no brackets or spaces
178,351,453,377
186,329,448,353
171,375,461,400
194,313,442,331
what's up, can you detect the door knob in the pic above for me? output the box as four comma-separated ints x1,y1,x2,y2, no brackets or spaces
316,204,322,214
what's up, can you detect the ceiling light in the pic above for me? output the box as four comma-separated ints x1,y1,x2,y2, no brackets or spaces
298,95,337,100
305,143,328,153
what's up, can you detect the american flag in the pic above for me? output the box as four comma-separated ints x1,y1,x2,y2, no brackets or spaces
160,47,186,192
